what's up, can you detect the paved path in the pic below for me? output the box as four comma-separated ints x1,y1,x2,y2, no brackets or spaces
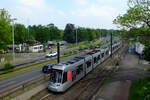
92,52,150,100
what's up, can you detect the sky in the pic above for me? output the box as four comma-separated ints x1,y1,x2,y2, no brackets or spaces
0,0,128,29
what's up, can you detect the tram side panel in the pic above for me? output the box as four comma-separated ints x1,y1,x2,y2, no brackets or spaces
61,59,85,92
84,55,93,74
92,52,101,68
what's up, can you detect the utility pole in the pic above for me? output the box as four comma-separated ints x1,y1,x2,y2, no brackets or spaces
11,18,17,62
27,19,30,40
76,28,78,47
57,42,60,64
111,32,113,58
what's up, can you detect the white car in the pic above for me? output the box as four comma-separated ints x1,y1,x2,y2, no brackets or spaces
46,51,57,57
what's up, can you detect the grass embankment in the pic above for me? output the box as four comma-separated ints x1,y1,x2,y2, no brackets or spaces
0,53,80,79
129,77,150,100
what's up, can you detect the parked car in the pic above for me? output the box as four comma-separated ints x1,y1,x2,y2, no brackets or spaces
46,51,57,57
42,63,55,73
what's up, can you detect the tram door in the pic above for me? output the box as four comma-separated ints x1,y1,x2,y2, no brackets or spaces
72,70,76,81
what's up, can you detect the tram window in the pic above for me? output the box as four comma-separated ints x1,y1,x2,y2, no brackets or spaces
98,55,100,60
106,50,109,55
86,61,91,68
76,67,80,75
50,70,62,83
94,57,97,64
76,64,83,75
72,71,76,81
101,53,104,58
62,72,67,83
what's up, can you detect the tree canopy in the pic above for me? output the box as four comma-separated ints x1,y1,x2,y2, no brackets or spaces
113,0,150,43
0,9,11,50
114,0,150,29
0,8,121,50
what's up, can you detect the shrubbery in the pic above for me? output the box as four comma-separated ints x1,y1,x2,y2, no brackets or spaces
0,63,14,71
129,77,150,100
143,42,150,62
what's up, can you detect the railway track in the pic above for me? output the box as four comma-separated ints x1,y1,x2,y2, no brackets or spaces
31,43,128,100
31,58,121,100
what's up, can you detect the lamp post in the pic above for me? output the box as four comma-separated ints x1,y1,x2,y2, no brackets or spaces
110,31,113,58
11,18,17,62
75,27,78,47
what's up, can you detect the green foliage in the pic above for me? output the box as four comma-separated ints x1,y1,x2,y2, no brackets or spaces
63,23,75,43
63,24,112,43
0,63,14,71
146,68,150,72
143,42,150,61
113,0,150,41
114,0,150,29
0,9,11,49
129,77,150,100
4,63,14,70
28,24,63,43
14,24,27,44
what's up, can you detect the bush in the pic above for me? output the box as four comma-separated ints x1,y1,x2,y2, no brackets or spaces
146,68,150,72
0,63,14,71
129,77,150,100
143,42,150,61
4,63,14,70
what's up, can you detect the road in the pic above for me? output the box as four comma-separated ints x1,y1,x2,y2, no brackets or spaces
0,66,43,93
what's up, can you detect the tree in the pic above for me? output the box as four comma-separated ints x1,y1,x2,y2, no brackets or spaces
14,24,27,44
0,8,11,50
114,0,150,28
64,23,75,43
87,28,96,41
35,25,49,43
47,23,63,41
113,0,150,34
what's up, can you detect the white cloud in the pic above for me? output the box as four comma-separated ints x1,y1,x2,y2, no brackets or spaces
74,0,88,5
14,0,47,9
69,3,119,29
96,0,119,3
4,0,128,29
72,4,116,18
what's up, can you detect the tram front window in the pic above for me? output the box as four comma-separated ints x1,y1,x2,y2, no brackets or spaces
50,69,62,83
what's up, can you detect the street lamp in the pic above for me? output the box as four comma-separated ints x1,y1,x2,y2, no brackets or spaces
110,31,113,58
11,18,17,62
75,27,78,47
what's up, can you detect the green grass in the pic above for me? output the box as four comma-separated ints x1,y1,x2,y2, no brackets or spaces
129,77,150,100
0,52,80,79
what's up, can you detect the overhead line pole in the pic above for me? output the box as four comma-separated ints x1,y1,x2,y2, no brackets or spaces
12,18,17,62
76,28,78,47
111,32,113,58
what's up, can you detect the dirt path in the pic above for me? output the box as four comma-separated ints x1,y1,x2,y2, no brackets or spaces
92,51,150,100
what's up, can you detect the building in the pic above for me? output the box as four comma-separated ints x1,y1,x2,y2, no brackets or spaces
29,45,43,53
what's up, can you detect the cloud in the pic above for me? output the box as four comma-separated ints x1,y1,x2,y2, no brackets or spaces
3,0,128,29
14,0,47,9
72,4,116,18
74,0,88,5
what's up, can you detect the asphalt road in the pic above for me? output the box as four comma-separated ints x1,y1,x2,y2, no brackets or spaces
0,66,43,93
